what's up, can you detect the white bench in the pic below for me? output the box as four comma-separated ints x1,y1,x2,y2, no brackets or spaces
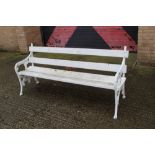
15,43,129,119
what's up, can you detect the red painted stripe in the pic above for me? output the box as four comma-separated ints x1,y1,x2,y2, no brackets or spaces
47,26,77,47
93,26,137,51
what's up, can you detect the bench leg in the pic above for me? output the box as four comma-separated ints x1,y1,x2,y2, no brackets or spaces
34,77,39,84
122,83,126,99
27,77,31,83
18,76,24,96
113,89,121,119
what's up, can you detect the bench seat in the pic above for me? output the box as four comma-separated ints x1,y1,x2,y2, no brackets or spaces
19,66,125,90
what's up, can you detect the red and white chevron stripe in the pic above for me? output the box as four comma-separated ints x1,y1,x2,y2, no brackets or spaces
94,26,137,51
47,26,137,51
47,26,77,47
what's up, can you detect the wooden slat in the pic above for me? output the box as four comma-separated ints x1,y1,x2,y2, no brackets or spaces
29,57,127,73
29,46,129,58
19,66,116,90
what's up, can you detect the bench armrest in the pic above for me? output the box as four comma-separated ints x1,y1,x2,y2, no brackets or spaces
14,55,30,73
114,58,125,89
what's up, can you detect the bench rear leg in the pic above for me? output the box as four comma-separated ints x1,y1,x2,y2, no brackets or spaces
34,77,39,84
113,89,121,119
122,83,126,99
27,77,31,83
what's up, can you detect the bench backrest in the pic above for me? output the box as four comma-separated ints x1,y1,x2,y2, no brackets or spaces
29,44,129,73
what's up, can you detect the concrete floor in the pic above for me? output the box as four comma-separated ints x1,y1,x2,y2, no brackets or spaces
0,52,155,128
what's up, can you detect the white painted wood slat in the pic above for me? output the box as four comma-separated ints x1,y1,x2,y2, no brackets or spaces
19,66,116,90
29,46,129,58
29,57,127,73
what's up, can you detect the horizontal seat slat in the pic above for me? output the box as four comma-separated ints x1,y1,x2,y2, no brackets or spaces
29,46,129,58
19,66,118,90
29,57,127,73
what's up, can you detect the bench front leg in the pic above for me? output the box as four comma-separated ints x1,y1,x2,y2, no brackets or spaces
19,76,24,96
113,88,121,119
15,75,25,96
14,58,29,96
